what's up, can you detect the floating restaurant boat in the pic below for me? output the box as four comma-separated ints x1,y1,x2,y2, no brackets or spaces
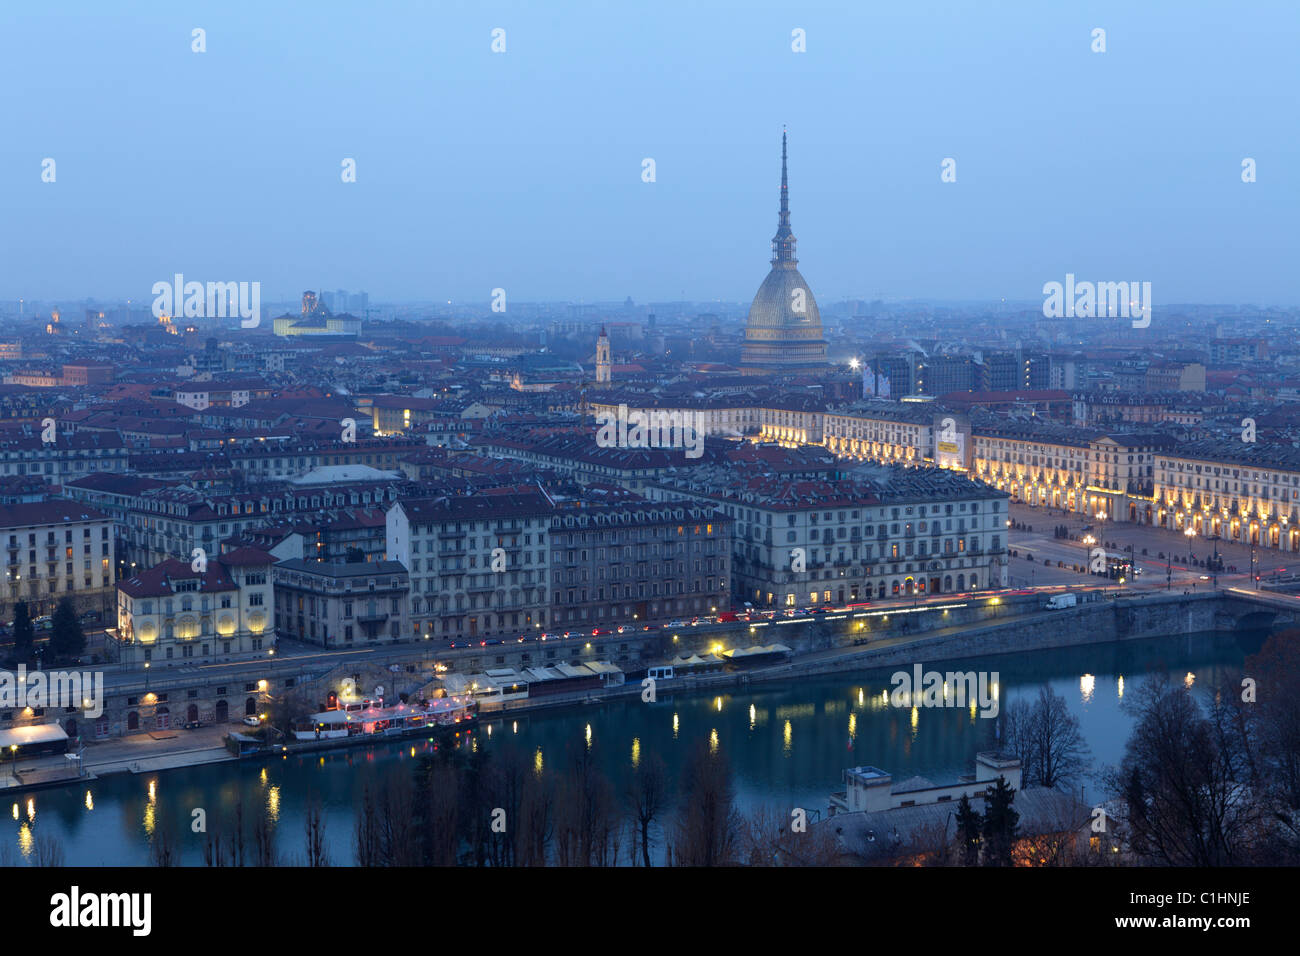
293,695,475,741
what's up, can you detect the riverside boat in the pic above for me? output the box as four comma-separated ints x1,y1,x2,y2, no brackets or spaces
293,695,475,741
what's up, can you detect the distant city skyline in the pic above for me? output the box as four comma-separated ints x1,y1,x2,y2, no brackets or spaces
2,1,1297,305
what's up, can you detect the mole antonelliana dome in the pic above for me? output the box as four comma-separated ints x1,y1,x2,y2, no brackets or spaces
740,130,829,375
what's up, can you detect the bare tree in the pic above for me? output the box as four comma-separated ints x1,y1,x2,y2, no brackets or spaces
251,806,277,866
266,687,316,742
354,781,381,866
303,793,330,867
670,740,742,866
739,804,842,866
412,757,461,866
515,759,554,867
626,752,668,867
378,768,419,866
31,832,66,867
1106,675,1265,866
553,743,619,866
1240,630,1300,863
149,820,179,867
1004,685,1092,790
201,813,224,866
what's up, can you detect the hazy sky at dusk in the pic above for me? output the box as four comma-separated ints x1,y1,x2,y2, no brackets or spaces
2,0,1296,306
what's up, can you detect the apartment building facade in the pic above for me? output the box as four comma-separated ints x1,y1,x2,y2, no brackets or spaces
386,490,553,640
0,500,116,620
649,465,1009,607
548,501,732,628
111,547,275,667
273,558,410,647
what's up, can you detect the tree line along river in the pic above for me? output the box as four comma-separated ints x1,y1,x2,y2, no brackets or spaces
1,628,1266,866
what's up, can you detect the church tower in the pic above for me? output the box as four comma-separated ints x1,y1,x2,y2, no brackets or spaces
595,326,612,385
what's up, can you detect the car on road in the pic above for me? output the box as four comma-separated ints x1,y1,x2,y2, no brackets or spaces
667,619,687,628
242,715,261,727
1199,574,1210,580
617,624,635,634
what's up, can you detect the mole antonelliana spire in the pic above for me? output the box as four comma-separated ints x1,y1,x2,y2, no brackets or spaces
740,129,828,375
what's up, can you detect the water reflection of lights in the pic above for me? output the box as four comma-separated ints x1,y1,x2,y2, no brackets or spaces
585,723,592,748
259,767,268,787
749,704,756,730
1117,675,1125,699
709,729,719,753
631,737,641,768
910,706,920,735
533,747,544,775
85,791,94,812
10,803,17,821
783,719,793,756
715,696,723,712
26,798,35,822
1080,674,1095,703
848,712,857,743
267,785,281,822
1185,672,1196,688
512,721,518,735
672,713,679,739
17,823,33,857
857,688,864,706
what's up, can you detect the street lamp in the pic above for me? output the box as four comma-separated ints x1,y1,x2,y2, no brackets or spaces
1211,533,1221,589
144,660,150,691
9,744,16,780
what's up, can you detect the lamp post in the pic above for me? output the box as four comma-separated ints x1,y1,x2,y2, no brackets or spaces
144,660,150,691
1211,534,1221,589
